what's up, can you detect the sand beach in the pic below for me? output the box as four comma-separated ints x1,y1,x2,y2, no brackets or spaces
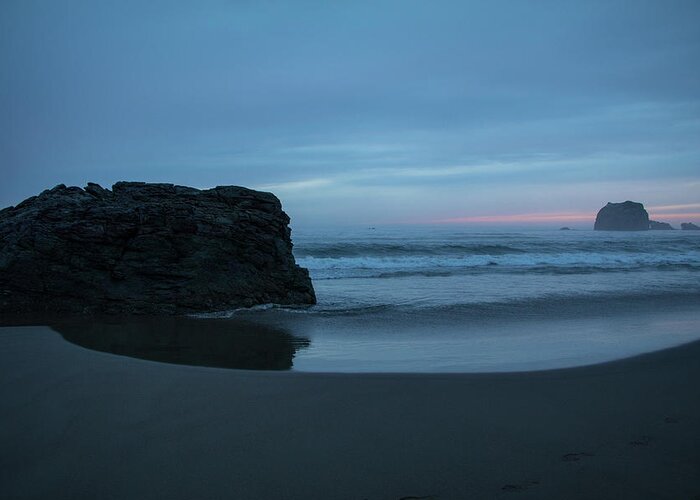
2,324,699,500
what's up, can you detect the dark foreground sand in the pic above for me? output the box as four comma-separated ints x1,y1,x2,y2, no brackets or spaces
1,326,699,500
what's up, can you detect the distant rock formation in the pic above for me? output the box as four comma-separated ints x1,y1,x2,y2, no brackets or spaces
681,222,700,230
594,201,649,231
0,182,315,316
559,227,571,231
649,220,675,230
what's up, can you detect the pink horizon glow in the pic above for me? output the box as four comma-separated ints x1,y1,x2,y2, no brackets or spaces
430,211,700,225
650,212,700,221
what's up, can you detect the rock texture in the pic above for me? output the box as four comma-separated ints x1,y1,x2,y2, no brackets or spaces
0,182,315,315
681,222,700,230
594,201,649,231
649,220,675,230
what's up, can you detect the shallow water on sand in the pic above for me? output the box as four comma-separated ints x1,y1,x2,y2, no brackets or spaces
37,296,700,373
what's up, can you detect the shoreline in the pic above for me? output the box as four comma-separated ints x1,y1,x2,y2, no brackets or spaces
36,299,700,373
2,326,700,499
4,322,700,377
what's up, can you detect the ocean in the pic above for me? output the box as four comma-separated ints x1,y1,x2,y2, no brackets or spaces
183,226,700,372
294,226,700,314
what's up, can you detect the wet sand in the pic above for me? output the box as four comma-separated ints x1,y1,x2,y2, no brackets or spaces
1,325,699,499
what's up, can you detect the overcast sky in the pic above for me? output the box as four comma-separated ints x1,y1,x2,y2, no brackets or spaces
2,0,699,227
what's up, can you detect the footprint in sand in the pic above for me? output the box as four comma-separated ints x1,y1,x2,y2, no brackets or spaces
629,435,652,447
501,480,539,492
561,452,594,462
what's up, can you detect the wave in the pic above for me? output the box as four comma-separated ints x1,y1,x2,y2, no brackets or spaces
294,236,700,260
367,263,700,279
300,264,699,281
294,242,525,258
190,290,700,321
297,251,700,272
190,302,313,319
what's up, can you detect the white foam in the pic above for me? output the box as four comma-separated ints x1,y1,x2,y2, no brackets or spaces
297,251,700,271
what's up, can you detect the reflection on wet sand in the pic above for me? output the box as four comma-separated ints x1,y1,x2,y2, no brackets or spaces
51,317,310,370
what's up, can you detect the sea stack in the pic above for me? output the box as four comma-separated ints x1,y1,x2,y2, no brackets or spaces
681,222,700,230
649,220,675,230
594,201,649,231
0,182,316,315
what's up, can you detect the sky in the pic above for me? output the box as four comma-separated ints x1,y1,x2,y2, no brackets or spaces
2,0,700,228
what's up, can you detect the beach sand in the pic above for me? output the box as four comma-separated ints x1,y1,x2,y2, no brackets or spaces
1,325,699,499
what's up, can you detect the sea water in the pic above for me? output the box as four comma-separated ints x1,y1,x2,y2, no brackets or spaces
54,226,700,372
184,226,700,372
293,226,700,313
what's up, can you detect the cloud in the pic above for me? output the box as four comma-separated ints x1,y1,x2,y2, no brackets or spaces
648,203,700,212
1,0,699,225
258,178,333,192
436,212,595,224
648,212,700,221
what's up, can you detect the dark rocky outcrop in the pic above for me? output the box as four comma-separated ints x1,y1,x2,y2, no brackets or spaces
649,220,675,230
594,201,649,231
0,182,315,316
681,222,700,230
559,227,571,231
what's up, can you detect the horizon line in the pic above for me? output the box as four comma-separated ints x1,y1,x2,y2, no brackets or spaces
426,211,700,224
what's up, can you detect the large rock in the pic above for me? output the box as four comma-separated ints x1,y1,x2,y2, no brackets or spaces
681,222,700,230
594,201,649,231
0,182,315,315
649,220,675,230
